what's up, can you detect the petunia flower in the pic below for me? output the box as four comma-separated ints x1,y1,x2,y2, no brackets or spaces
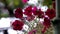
14,8,23,19
45,9,56,19
12,20,24,30
24,6,32,16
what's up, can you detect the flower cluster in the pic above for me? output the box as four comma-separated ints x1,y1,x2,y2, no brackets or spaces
11,0,56,34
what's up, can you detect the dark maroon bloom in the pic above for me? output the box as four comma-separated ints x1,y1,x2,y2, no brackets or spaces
22,0,28,3
38,9,44,18
43,17,51,28
15,8,23,19
45,9,56,19
24,6,32,16
26,15,35,21
12,20,24,30
32,6,38,15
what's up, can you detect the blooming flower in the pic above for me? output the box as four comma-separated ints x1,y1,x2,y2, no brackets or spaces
43,17,51,28
23,24,29,31
24,6,32,16
22,0,28,4
12,20,24,30
41,6,48,12
26,15,35,21
45,9,56,19
38,9,44,18
14,8,23,19
32,6,38,15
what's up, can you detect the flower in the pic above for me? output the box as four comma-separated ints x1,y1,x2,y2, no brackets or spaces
38,9,44,18
22,0,28,4
23,24,29,31
24,6,32,16
32,6,38,15
12,20,24,30
41,6,48,12
43,17,51,28
26,15,35,21
27,0,38,5
14,8,23,19
28,29,36,34
45,9,56,19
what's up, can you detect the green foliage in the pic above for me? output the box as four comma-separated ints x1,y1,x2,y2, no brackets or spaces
43,0,52,7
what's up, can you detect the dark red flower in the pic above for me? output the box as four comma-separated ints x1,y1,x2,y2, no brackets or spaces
38,9,44,18
12,20,24,30
32,6,38,15
45,9,56,19
15,8,23,19
43,17,51,28
24,6,32,16
26,15,35,21
22,0,28,4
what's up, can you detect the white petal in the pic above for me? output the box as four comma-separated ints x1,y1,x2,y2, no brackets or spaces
23,24,29,31
41,6,48,12
27,0,38,5
39,18,44,24
33,23,37,27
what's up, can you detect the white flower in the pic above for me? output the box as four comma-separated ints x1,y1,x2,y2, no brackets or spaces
33,23,37,27
23,24,29,31
39,18,44,24
41,6,48,12
27,0,38,5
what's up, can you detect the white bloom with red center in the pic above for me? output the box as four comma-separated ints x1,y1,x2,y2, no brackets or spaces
23,24,29,31
41,6,48,12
